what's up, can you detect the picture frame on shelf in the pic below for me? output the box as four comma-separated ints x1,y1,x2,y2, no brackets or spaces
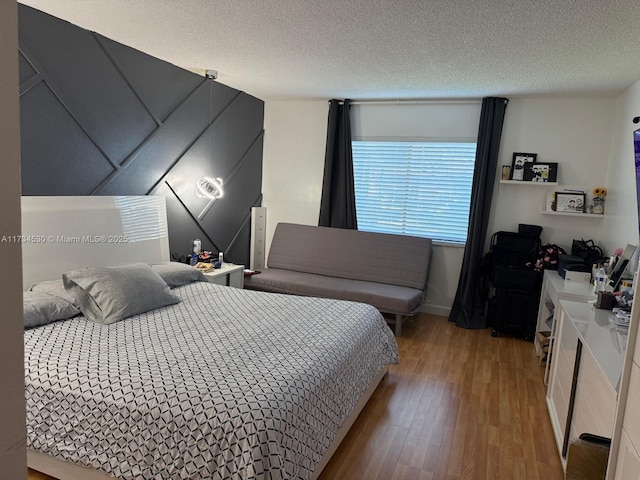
523,162,558,182
555,192,586,213
510,152,537,180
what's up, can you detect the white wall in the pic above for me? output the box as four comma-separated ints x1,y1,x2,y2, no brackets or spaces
350,101,482,315
600,79,640,254
601,78,640,480
351,101,481,140
0,0,27,478
489,96,617,250
262,95,630,315
262,101,328,248
262,100,471,316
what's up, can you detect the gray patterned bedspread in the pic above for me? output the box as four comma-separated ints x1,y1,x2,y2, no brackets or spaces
24,282,399,479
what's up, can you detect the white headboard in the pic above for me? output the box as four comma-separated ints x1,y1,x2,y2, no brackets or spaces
21,196,170,288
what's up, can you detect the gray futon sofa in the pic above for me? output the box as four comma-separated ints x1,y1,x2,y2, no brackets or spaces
244,222,433,336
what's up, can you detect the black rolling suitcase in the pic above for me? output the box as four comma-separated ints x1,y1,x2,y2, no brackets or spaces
487,230,540,269
485,226,543,340
488,265,541,340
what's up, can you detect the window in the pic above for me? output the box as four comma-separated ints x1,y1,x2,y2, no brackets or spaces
352,141,477,245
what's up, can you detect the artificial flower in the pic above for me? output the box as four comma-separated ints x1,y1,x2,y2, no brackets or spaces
593,187,607,197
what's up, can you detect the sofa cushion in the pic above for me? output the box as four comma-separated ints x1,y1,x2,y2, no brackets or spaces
245,269,424,315
267,223,432,290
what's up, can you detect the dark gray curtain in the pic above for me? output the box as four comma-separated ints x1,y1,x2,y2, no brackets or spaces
318,99,358,229
449,97,509,329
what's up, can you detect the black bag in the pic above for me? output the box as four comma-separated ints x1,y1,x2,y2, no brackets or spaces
571,238,604,267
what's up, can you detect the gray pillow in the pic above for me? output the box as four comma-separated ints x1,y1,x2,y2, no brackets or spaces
23,290,80,329
150,261,205,288
29,279,78,306
62,263,181,325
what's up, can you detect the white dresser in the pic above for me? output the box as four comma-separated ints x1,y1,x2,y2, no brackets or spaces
533,270,596,385
535,270,596,360
607,270,640,479
546,300,626,471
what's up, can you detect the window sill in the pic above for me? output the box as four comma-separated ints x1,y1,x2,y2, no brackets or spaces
433,240,466,248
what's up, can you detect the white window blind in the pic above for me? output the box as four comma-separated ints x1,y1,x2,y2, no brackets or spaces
352,141,477,244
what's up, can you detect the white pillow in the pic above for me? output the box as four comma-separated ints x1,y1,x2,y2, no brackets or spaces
23,291,80,328
29,279,78,306
63,263,180,325
150,261,205,288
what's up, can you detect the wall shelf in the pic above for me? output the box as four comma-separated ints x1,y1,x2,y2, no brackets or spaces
500,180,559,186
542,210,604,218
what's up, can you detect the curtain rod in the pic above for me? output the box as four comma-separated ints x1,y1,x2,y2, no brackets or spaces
342,99,481,106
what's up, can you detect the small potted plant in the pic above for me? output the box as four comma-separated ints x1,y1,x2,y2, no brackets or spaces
592,187,607,214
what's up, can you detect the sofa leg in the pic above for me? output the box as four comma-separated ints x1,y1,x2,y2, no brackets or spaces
394,314,403,337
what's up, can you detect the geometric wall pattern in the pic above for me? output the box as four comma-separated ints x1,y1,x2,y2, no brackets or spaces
18,5,264,266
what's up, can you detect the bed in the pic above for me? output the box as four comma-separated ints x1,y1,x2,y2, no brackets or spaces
22,197,399,480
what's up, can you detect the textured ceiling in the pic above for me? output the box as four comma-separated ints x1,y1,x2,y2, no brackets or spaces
19,0,640,100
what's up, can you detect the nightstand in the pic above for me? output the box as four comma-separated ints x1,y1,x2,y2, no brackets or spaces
202,264,244,288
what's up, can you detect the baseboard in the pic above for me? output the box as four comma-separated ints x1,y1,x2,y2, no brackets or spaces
420,303,451,317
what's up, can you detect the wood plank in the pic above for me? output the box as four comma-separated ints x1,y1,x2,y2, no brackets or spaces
28,314,564,480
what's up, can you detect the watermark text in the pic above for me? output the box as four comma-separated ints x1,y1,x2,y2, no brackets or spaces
0,235,129,244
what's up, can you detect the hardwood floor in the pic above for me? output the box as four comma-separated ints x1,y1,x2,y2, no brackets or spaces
28,313,563,480
319,314,563,480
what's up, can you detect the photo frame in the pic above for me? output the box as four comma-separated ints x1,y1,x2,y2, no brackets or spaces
555,192,585,213
523,162,558,182
509,152,537,180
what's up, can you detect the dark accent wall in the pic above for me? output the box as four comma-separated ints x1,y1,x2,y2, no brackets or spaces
17,4,264,266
